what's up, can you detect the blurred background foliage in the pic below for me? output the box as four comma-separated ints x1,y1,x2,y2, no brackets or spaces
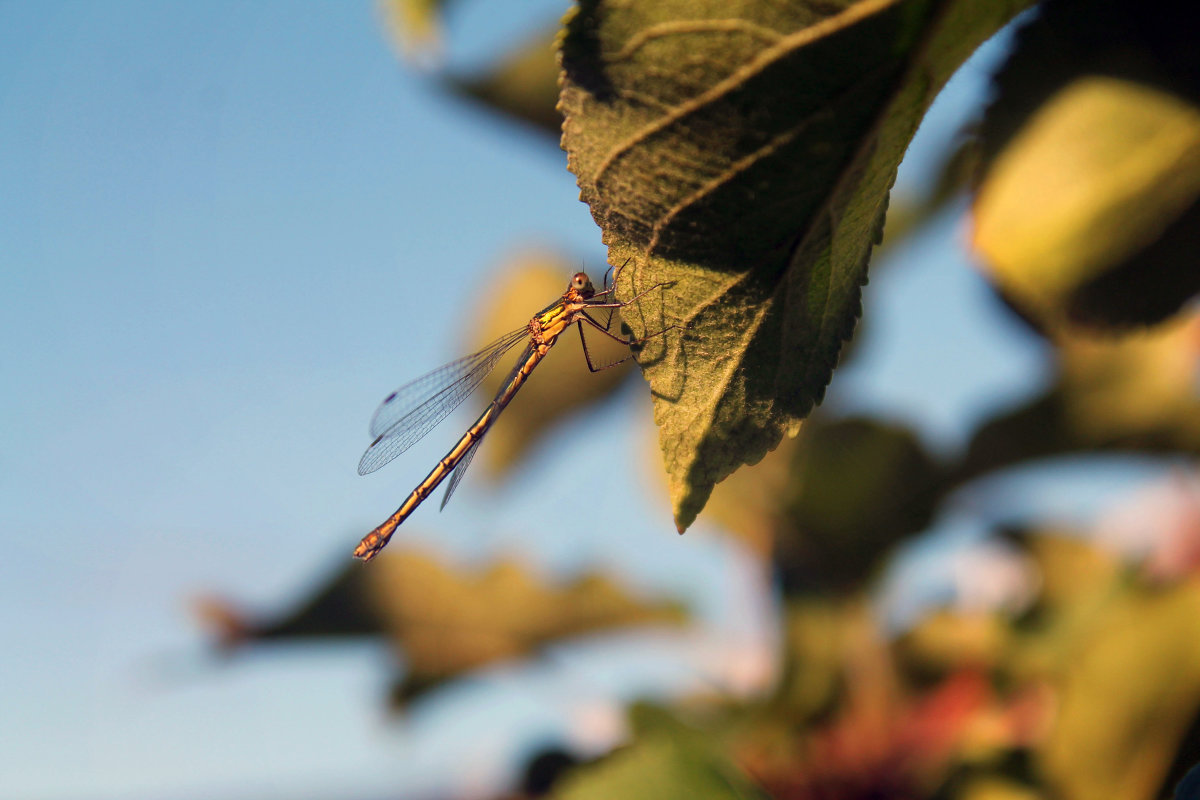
201,0,1200,797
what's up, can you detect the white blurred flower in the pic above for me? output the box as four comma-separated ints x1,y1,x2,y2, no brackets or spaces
1093,470,1200,582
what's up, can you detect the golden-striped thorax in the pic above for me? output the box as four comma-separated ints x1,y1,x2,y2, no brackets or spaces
530,272,596,349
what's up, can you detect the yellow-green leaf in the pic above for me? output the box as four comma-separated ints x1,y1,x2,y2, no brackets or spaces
973,78,1200,329
971,3,1200,330
556,707,768,800
1039,581,1200,800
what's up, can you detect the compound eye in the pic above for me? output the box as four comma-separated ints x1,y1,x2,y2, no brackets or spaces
572,272,589,290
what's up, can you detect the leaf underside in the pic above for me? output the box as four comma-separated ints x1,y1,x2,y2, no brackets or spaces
560,0,1035,529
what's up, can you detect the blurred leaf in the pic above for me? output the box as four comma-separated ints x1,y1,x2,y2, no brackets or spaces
450,26,563,135
374,551,688,702
960,313,1200,478
1038,579,1200,800
560,0,1035,532
955,777,1044,800
896,611,1014,679
195,562,385,647
973,78,1200,330
557,706,767,800
745,602,1048,798
468,250,633,481
995,529,1133,687
380,0,450,63
774,417,944,593
697,415,943,577
972,0,1200,331
772,599,861,721
1051,313,1200,448
200,547,686,706
1016,530,1119,618
694,415,942,574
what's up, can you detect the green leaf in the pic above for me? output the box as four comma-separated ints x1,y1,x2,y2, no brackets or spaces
773,416,943,593
556,708,768,800
560,0,1035,530
972,0,1200,331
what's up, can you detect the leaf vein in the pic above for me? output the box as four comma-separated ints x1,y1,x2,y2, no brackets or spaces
607,19,783,63
590,0,898,190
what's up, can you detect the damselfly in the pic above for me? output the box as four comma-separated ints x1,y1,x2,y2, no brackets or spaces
353,262,665,561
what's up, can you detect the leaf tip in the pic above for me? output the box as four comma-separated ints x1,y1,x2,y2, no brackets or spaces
673,505,698,534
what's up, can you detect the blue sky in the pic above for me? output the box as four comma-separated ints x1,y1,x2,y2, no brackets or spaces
0,3,1129,799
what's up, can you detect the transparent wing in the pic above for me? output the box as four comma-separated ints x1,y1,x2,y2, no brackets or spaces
358,327,529,475
438,342,534,509
439,436,483,511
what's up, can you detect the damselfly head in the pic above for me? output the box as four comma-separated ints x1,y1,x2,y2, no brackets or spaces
570,272,595,297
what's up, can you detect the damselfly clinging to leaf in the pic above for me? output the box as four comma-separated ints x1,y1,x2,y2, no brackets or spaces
353,261,667,561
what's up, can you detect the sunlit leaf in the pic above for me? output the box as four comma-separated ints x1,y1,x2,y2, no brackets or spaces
560,0,1035,530
973,78,1200,330
1038,580,1200,800
972,0,1200,331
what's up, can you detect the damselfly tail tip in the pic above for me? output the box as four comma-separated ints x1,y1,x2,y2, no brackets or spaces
353,536,384,562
